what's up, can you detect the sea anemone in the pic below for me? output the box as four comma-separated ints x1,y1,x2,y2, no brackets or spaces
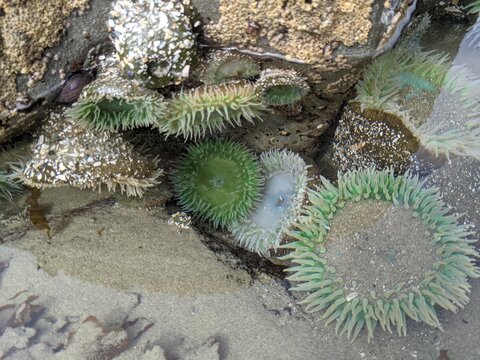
203,51,260,85
230,149,309,256
465,1,480,48
281,168,480,341
109,0,196,88
156,80,267,140
354,46,450,114
332,104,421,174
67,65,166,132
15,111,162,197
254,68,309,107
0,171,21,202
172,140,263,228
466,0,480,15
350,42,480,164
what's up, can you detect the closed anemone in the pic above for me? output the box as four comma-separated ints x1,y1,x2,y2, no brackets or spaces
67,65,166,132
109,0,196,88
281,168,480,342
254,68,309,106
333,103,421,174
230,149,309,255
172,140,263,228
157,80,267,140
16,111,163,197
203,51,260,84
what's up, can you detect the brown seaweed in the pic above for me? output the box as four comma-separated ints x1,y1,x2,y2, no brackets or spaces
25,188,51,239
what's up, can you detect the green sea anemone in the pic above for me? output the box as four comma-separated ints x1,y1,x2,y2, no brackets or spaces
254,69,309,106
354,46,450,114
157,80,267,140
351,40,480,163
230,149,309,256
172,140,263,228
0,171,21,202
466,1,480,48
203,51,260,85
466,0,480,14
109,0,197,88
67,65,166,132
281,168,480,341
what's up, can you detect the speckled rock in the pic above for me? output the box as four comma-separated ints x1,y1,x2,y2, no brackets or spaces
192,0,417,95
1,0,415,153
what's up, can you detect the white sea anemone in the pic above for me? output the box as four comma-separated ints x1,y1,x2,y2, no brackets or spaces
230,149,309,255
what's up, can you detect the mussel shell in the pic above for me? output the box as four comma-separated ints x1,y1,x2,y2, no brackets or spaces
56,72,94,103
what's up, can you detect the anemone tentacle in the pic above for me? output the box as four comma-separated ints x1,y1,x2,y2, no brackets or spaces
352,42,480,162
203,51,260,85
157,80,267,140
172,140,263,227
15,111,163,198
281,168,480,342
0,170,22,202
230,149,309,255
67,65,166,132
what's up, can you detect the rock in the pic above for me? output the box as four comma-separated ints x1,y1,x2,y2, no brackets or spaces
193,0,417,95
1,0,416,153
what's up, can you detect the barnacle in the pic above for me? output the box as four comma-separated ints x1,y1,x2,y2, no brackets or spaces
0,170,21,202
15,111,162,197
203,51,260,85
230,149,309,256
172,140,263,228
109,0,196,88
157,80,267,140
254,69,309,106
281,168,480,341
67,65,166,132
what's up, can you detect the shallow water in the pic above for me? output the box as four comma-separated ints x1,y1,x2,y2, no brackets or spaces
1,6,480,360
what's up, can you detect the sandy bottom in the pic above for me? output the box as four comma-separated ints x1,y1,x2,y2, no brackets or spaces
325,200,439,300
6,204,251,295
0,185,479,359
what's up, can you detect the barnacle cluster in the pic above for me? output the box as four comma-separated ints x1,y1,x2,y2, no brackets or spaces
282,168,480,341
230,149,309,256
172,140,263,227
109,0,197,88
15,111,162,197
204,0,374,66
63,0,313,140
